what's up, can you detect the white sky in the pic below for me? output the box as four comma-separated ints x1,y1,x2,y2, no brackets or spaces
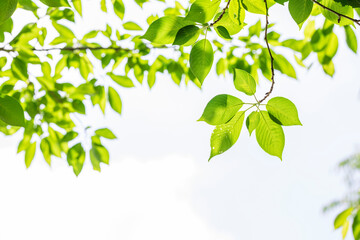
0,1,360,239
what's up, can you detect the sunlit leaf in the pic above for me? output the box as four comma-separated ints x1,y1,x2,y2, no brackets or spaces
185,0,221,23
209,111,245,160
334,207,353,229
246,111,260,135
256,111,285,159
142,16,194,44
108,87,122,114
95,128,117,139
25,142,36,168
266,97,302,126
233,68,257,95
199,94,243,125
67,143,85,176
189,39,214,83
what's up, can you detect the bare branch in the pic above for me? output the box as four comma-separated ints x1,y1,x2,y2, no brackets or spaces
210,0,232,27
311,0,360,26
259,0,275,104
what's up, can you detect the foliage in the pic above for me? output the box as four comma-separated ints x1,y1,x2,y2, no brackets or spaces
325,154,360,240
0,0,358,181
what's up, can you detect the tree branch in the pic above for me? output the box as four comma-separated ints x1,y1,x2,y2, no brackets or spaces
0,44,171,54
311,0,360,26
210,0,232,26
0,46,133,53
259,0,275,104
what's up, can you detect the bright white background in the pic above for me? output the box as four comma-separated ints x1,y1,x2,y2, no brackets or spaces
0,0,360,239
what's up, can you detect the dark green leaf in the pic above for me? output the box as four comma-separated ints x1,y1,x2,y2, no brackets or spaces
0,95,25,127
173,25,200,46
0,0,17,24
288,0,313,26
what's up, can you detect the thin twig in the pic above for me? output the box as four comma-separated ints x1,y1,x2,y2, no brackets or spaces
311,0,360,26
0,46,132,53
210,0,232,26
0,44,172,53
259,0,275,104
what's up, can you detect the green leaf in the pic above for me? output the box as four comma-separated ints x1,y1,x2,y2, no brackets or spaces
288,0,313,26
67,143,85,176
40,0,69,7
25,142,36,168
173,25,200,46
11,58,28,81
62,131,78,142
100,0,107,12
209,111,245,160
107,73,134,88
233,68,257,95
241,0,275,15
256,111,285,159
0,95,25,126
229,0,246,26
215,26,232,40
108,86,122,114
266,97,302,126
342,220,350,240
189,39,214,84
123,21,142,31
333,0,360,8
320,0,354,26
344,26,357,53
213,12,243,35
72,0,82,16
113,0,125,20
273,54,297,79
91,144,109,164
185,0,221,23
199,94,243,125
90,144,110,171
142,16,194,44
216,58,226,76
334,208,353,229
310,29,327,52
246,111,260,135
353,209,360,240
95,128,117,139
40,138,51,166
0,0,17,24
323,60,335,76
52,21,76,39
72,99,86,114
